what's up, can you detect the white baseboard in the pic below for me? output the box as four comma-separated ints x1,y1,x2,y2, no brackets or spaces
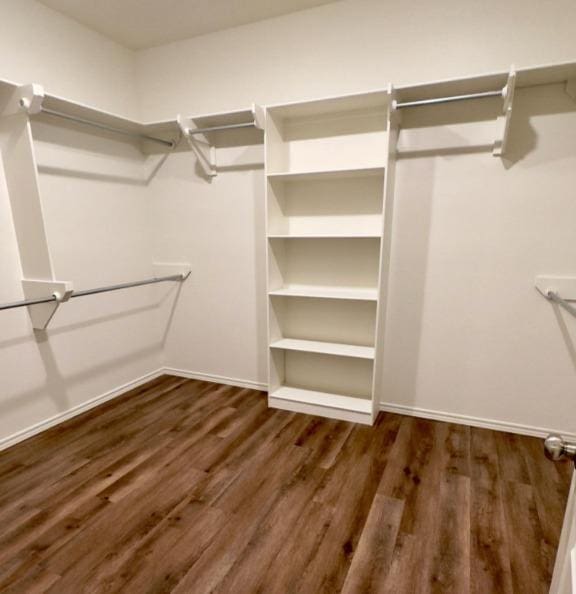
163,367,267,391
379,401,576,440
0,367,264,453
0,368,164,452
2,365,572,453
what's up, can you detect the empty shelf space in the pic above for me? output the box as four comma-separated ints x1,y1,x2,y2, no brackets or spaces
268,286,378,301
270,338,375,359
267,170,384,238
268,238,380,294
266,166,385,182
266,94,389,174
268,296,377,347
270,386,372,415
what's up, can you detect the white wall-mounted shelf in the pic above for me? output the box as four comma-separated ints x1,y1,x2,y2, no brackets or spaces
267,166,385,182
269,386,373,424
268,286,379,301
392,60,576,106
0,77,263,157
179,107,264,148
270,338,375,359
268,296,376,348
267,166,384,238
267,233,382,239
177,105,264,177
268,237,380,296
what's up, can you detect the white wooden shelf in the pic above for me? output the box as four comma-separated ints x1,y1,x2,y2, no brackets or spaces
267,166,385,182
0,78,262,156
269,386,372,419
267,89,391,119
270,338,375,359
268,286,379,301
267,233,381,239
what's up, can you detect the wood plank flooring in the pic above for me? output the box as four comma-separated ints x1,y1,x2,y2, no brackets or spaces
0,375,572,593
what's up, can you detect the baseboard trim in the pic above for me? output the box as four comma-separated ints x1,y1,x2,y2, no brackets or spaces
0,368,164,452
164,367,267,391
379,401,576,439
2,366,572,453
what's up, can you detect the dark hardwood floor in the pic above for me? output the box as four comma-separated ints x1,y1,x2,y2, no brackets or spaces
0,375,572,593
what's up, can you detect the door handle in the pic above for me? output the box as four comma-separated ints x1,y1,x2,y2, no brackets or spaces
544,434,576,462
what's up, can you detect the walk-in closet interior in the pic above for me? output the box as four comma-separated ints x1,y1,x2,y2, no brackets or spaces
1,0,575,592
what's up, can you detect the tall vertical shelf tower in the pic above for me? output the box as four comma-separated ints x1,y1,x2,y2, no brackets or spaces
264,88,398,425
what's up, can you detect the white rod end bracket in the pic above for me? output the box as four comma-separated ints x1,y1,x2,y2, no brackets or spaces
2,83,45,117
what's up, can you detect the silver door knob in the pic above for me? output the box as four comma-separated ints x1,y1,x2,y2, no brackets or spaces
544,434,576,461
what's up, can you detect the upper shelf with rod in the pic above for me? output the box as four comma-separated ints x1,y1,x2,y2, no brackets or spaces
0,78,179,150
393,60,576,106
0,78,265,161
177,105,264,177
392,60,576,157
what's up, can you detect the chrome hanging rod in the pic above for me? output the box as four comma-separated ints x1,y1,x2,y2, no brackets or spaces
185,121,256,136
546,291,576,318
37,107,176,148
394,89,504,109
0,273,187,312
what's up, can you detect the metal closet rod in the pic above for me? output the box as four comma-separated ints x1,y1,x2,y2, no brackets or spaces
546,291,576,318
394,89,504,109
0,273,187,312
38,107,176,148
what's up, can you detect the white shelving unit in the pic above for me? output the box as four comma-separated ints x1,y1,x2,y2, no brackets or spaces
264,88,399,425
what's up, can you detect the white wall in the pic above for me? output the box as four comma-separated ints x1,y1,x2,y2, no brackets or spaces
1,0,575,444
147,144,267,387
386,85,576,434
137,0,576,118
137,0,576,434
0,0,166,445
0,0,137,117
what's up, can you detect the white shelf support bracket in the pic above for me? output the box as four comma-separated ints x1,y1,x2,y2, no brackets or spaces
493,65,516,157
21,279,73,330
565,79,576,102
1,82,70,331
177,114,217,178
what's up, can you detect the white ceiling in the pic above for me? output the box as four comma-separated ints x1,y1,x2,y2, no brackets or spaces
38,0,340,50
